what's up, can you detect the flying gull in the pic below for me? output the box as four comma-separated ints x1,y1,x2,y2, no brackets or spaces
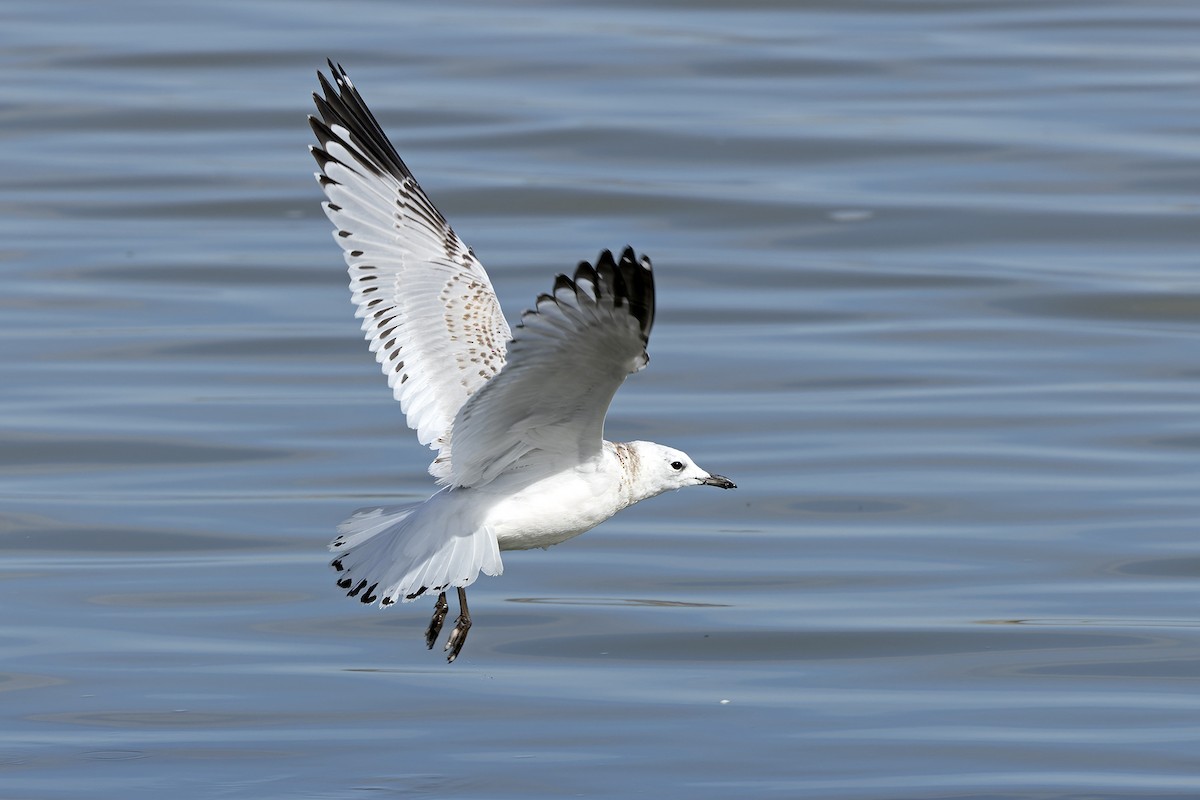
309,61,736,663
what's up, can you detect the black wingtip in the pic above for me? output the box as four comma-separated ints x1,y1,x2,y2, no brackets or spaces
310,59,431,194
321,58,347,86
617,246,654,342
597,247,654,342
553,273,576,295
529,248,655,345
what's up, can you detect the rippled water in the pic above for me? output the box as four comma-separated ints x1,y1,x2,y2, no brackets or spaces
3,1,1200,797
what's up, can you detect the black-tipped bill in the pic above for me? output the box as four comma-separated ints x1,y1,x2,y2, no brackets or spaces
701,474,737,489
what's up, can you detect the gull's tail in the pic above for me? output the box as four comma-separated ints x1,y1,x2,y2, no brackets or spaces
329,501,502,607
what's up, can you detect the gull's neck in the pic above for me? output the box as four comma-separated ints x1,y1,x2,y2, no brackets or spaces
606,440,653,508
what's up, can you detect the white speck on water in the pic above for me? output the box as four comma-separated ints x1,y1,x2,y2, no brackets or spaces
828,208,874,223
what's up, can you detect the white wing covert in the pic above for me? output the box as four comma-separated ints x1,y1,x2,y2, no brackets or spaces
448,248,655,488
309,62,510,481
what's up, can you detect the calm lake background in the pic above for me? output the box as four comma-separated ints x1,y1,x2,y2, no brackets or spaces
3,1,1199,797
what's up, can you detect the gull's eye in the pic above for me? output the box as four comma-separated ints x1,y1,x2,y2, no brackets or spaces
670,461,684,471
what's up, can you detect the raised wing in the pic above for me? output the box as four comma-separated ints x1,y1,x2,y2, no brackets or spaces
448,248,655,488
309,61,510,481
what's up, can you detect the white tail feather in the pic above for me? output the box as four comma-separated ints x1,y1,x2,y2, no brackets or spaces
329,501,503,607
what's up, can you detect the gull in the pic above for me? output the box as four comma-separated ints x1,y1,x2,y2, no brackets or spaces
308,61,736,663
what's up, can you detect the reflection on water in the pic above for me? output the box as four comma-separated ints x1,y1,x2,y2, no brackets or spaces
507,597,730,608
2,0,1200,797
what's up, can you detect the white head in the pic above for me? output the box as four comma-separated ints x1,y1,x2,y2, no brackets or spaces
624,441,736,501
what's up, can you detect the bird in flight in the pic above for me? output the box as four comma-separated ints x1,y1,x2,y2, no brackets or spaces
308,61,736,663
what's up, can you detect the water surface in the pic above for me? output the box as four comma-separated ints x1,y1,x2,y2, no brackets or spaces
2,1,1199,797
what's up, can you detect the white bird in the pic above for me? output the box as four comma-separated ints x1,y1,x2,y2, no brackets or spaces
309,61,736,662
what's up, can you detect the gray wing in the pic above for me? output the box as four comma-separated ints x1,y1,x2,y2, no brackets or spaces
309,61,510,482
447,248,655,488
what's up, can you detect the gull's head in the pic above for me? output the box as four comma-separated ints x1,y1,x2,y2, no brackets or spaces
627,441,737,497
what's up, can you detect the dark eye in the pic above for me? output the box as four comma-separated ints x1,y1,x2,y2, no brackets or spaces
670,461,684,471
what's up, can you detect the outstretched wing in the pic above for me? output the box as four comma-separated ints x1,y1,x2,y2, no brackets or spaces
308,61,510,482
448,248,655,488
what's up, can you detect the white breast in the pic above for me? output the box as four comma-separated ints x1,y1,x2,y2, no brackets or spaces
484,460,628,551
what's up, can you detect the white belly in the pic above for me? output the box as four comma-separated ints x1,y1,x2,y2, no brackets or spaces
483,467,625,551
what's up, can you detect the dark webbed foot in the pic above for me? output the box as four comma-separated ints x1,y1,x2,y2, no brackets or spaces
425,591,448,650
443,587,471,664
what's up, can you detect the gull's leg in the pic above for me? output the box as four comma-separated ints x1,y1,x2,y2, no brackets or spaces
444,587,472,664
425,591,448,650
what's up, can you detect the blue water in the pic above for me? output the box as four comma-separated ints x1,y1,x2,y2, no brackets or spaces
3,1,1200,797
